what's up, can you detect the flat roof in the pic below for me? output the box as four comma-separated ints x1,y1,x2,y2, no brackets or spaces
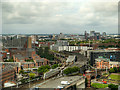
88,49,120,52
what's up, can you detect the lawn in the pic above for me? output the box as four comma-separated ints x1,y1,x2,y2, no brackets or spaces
109,74,120,80
91,83,108,88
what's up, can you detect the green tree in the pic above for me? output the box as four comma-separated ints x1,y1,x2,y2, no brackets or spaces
19,70,25,75
29,73,35,79
38,47,54,60
108,84,118,90
37,65,50,74
44,47,49,53
72,66,80,72
118,67,120,72
52,64,58,69
39,47,44,57
85,78,88,88
58,64,62,67
109,68,115,73
113,67,118,73
63,67,72,75
63,66,80,75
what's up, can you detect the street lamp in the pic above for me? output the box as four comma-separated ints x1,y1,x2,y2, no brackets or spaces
95,68,97,78
28,76,30,88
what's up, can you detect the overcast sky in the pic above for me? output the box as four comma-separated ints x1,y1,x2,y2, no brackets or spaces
1,0,118,34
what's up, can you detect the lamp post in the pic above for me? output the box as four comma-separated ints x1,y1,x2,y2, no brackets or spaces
95,68,97,80
16,82,18,88
29,76,30,88
103,65,107,73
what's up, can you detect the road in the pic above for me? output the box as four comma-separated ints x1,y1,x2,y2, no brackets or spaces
77,82,85,88
31,76,83,89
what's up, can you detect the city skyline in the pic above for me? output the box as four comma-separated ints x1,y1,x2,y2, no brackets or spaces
1,0,118,34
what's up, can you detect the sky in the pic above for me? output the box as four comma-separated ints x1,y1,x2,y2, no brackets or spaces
1,0,119,34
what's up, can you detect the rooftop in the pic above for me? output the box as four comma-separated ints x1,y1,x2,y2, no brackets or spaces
66,55,76,63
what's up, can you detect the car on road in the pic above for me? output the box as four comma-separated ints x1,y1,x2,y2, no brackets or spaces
61,81,70,85
57,85,64,88
34,87,39,90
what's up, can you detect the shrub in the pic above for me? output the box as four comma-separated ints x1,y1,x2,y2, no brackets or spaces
108,84,118,90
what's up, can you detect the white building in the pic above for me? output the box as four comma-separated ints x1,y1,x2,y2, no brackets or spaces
50,44,92,52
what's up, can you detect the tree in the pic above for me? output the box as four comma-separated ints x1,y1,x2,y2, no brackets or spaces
58,64,62,67
63,67,72,75
38,47,44,57
85,78,88,88
113,67,118,73
63,66,80,75
109,68,115,73
44,47,49,54
38,47,54,60
37,65,50,74
108,84,118,90
118,67,120,72
72,66,80,72
19,70,25,75
29,73,35,79
52,64,58,69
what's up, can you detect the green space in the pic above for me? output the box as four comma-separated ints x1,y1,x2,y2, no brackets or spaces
91,83,108,88
108,74,120,80
91,83,118,89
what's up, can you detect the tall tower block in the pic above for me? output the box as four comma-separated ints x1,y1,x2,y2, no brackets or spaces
28,37,32,48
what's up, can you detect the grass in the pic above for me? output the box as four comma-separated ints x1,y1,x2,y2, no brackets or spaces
109,74,120,80
91,83,108,88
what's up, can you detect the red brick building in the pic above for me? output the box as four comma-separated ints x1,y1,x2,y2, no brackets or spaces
95,56,120,69
0,64,17,87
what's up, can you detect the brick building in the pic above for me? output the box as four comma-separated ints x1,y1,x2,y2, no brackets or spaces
95,56,110,69
0,64,18,87
95,56,120,69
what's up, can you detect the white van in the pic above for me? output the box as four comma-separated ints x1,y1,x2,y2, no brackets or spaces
61,81,70,85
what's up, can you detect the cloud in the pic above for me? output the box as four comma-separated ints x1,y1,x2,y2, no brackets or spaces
2,1,118,34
